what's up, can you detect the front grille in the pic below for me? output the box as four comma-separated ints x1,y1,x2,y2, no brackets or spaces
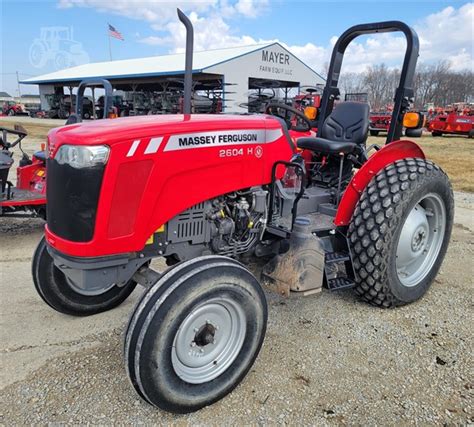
47,158,105,242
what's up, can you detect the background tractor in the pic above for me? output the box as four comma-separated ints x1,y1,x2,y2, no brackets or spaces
2,101,27,117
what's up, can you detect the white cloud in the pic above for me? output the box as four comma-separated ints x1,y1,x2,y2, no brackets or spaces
58,1,473,73
234,0,268,18
286,3,473,74
415,3,473,70
141,12,273,52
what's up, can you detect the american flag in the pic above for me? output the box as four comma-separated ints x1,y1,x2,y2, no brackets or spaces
108,24,124,41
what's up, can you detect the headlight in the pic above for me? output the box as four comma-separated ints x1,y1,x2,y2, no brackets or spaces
54,145,109,169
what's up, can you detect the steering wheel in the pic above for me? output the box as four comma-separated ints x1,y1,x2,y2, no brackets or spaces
265,102,312,132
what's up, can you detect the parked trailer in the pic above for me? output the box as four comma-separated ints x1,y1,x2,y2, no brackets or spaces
369,111,392,136
428,112,474,138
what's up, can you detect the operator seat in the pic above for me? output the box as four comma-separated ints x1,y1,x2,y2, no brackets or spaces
297,102,369,154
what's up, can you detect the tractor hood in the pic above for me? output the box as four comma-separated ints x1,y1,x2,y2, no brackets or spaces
48,114,283,151
45,113,295,257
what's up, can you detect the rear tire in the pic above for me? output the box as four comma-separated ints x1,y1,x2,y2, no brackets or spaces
32,236,137,316
124,256,267,413
405,128,422,138
348,159,453,307
432,131,442,137
370,130,379,136
468,129,474,139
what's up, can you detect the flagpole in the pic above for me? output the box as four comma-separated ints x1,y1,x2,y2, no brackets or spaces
107,25,113,61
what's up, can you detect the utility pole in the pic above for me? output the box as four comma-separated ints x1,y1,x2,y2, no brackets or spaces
16,71,21,97
107,30,113,61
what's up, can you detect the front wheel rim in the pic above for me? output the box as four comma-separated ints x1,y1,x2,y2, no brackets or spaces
396,193,446,287
171,296,247,384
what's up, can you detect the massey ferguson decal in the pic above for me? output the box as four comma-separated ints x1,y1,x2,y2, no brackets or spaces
164,129,282,152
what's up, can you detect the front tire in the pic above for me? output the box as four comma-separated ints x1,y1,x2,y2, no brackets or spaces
32,237,137,316
348,158,453,307
125,256,267,413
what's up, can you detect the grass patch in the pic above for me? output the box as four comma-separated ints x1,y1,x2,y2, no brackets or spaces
0,119,53,140
368,134,473,192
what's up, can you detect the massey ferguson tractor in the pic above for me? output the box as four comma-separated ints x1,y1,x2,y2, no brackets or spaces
33,11,453,414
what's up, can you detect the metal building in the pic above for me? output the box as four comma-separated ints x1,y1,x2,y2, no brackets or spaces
21,42,324,114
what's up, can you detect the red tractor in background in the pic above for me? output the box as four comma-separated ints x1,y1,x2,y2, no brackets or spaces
33,12,453,414
0,125,47,218
2,101,28,117
427,104,474,138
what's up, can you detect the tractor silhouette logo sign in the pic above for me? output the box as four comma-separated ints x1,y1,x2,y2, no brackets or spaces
29,27,89,69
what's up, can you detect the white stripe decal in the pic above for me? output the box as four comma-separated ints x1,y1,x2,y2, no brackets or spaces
164,128,282,152
144,137,163,154
266,128,283,142
127,139,140,157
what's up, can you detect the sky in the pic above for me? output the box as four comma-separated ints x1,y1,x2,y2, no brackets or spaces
1,0,473,96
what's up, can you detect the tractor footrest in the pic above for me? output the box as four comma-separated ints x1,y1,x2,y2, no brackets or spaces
325,251,350,264
327,277,355,291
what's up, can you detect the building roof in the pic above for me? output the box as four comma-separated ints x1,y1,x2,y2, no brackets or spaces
0,91,12,98
21,43,322,85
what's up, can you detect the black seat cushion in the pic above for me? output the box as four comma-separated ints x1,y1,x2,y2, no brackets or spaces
297,102,369,155
297,137,357,154
321,101,369,144
33,150,46,161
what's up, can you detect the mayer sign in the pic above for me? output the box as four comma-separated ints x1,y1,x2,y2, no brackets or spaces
259,49,293,76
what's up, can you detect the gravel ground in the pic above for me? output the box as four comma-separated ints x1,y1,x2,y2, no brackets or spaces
0,122,473,424
0,192,473,425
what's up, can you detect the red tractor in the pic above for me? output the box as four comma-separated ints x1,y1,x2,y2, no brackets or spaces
2,101,27,116
0,125,47,218
33,12,453,413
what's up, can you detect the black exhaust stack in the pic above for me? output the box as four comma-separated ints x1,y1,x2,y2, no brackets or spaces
177,8,194,114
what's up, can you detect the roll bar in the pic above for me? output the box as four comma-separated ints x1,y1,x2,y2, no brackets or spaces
317,21,420,144
177,8,194,115
66,78,113,125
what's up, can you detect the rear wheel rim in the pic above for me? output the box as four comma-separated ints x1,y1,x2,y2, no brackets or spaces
171,296,246,384
396,193,446,287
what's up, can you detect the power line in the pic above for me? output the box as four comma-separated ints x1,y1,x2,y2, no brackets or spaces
1,72,35,76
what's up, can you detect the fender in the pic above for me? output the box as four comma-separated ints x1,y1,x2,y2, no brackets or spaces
334,140,425,226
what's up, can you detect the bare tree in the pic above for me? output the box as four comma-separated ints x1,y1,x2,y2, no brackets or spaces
330,60,473,110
